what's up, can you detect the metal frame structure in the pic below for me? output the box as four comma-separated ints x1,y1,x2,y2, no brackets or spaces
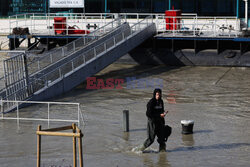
0,99,83,128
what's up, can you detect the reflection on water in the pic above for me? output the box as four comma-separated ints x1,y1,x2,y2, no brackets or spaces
123,132,130,141
143,153,171,167
182,134,195,147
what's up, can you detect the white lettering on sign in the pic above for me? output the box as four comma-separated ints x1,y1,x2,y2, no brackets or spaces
50,0,84,8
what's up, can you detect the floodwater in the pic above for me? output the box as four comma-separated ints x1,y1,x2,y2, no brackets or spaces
1,63,250,167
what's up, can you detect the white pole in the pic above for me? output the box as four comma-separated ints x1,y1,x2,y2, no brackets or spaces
244,0,248,27
1,97,3,119
78,104,80,127
48,103,50,128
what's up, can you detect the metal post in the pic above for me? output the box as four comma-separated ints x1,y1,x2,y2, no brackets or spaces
169,0,171,10
73,41,76,51
78,103,80,127
94,47,97,57
1,97,3,119
48,103,50,128
244,0,248,27
59,68,62,78
123,110,129,132
104,42,107,52
237,0,240,18
9,16,11,34
50,53,53,63
37,60,40,70
72,61,74,71
16,100,20,128
105,0,108,14
122,32,125,41
62,47,64,57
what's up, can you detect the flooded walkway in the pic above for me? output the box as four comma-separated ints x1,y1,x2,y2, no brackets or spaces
0,64,250,167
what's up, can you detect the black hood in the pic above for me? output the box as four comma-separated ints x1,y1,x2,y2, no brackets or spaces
153,88,162,99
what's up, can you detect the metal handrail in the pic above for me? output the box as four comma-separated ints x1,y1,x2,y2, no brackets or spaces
0,17,129,102
8,12,240,38
155,15,240,37
3,16,154,101
25,17,126,75
1,17,125,93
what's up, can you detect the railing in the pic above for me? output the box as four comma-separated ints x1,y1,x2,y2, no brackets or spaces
26,17,125,76
36,124,84,167
8,12,240,38
156,15,240,37
0,99,84,128
0,17,125,96
3,16,154,102
0,38,9,50
9,13,115,35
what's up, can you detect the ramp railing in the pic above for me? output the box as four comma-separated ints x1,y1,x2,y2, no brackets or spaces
0,15,154,113
2,16,154,105
0,18,126,96
27,17,127,75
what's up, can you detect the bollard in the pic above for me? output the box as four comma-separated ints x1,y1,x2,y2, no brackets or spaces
123,110,129,132
181,120,194,134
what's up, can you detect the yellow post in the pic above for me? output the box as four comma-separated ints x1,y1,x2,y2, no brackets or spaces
37,125,41,167
72,123,77,167
77,129,83,167
36,124,83,167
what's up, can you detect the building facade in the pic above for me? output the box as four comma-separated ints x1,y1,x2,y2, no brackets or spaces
0,0,249,17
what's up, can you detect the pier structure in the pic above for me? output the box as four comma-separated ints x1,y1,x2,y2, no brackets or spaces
0,13,250,112
0,14,156,113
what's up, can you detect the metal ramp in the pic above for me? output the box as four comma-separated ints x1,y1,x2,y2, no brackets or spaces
0,16,156,113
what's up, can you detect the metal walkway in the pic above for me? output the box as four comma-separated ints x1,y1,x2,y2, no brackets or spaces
0,16,156,113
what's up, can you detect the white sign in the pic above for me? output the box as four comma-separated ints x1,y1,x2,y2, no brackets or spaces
50,0,84,8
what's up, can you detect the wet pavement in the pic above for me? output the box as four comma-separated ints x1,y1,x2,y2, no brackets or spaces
0,64,250,167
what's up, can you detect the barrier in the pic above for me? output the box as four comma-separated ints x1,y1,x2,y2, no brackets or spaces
36,123,83,167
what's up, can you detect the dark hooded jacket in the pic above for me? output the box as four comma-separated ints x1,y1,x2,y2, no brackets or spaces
146,89,165,124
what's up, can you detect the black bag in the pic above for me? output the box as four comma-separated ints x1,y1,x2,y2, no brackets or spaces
163,125,172,142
